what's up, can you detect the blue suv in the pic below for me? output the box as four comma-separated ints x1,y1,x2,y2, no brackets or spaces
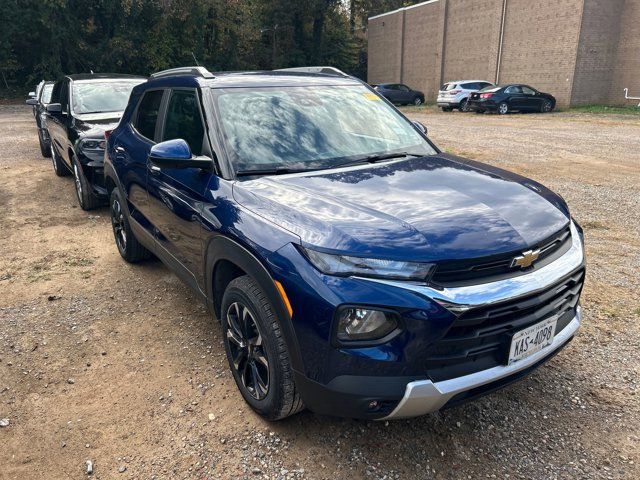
105,66,585,420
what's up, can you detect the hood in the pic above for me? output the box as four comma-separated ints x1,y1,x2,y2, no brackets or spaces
233,154,570,261
74,112,122,139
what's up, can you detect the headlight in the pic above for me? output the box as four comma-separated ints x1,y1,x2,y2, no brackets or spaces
79,139,106,150
336,307,398,342
301,246,434,281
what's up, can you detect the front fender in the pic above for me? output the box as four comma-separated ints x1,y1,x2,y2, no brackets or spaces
204,236,305,372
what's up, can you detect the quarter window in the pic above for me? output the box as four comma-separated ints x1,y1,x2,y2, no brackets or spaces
135,90,164,141
162,90,205,156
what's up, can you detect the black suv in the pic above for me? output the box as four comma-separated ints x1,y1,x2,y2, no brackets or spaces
46,73,145,209
26,81,55,157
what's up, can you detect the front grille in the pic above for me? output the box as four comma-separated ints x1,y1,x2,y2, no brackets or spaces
425,267,584,382
430,225,572,287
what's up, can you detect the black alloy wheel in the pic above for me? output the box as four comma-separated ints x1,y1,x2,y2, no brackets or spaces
542,100,554,113
225,301,270,400
109,188,150,263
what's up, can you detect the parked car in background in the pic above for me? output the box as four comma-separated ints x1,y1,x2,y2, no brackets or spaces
374,83,425,106
46,73,146,210
26,81,55,157
468,84,556,114
437,80,494,112
105,66,584,421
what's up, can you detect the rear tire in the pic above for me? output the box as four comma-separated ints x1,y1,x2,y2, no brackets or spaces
50,144,70,177
72,156,102,211
459,98,470,112
39,130,51,158
109,188,151,263
222,275,304,420
498,102,509,115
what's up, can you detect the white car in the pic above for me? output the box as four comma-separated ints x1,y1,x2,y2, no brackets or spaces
437,80,494,112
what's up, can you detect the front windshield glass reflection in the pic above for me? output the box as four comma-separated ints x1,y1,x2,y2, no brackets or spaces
213,85,436,172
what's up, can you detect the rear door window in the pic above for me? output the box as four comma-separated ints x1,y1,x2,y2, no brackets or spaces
461,83,477,90
135,90,164,141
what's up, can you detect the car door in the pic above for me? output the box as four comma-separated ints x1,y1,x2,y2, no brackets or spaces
521,86,542,110
383,85,399,103
397,84,413,103
113,88,166,241
146,88,214,292
504,85,525,110
48,79,72,165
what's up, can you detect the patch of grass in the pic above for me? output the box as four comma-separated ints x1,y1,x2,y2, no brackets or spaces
562,104,640,115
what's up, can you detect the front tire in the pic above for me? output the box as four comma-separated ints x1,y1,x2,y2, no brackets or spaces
498,102,509,115
72,156,101,211
51,144,70,177
541,100,554,113
109,188,151,263
38,130,51,158
222,275,304,420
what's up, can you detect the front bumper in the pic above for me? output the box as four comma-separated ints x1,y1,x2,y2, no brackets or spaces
272,223,585,419
382,309,580,419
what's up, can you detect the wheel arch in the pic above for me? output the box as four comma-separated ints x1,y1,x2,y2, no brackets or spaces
205,236,304,372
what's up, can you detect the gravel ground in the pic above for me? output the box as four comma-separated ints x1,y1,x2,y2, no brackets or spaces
0,104,638,479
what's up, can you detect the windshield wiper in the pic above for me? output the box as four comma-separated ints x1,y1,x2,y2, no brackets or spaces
336,152,424,168
235,167,313,177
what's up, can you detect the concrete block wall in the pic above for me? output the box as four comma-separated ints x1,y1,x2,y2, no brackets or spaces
571,0,624,105
610,0,640,106
497,0,584,106
367,0,638,107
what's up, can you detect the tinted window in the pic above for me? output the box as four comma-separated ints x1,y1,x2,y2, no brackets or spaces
461,83,477,90
59,80,69,112
72,79,144,114
521,86,536,95
162,90,205,156
398,85,410,92
505,86,523,94
135,90,164,141
479,82,493,89
444,83,458,91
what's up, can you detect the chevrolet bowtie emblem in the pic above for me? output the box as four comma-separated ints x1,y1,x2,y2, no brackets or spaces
511,249,541,269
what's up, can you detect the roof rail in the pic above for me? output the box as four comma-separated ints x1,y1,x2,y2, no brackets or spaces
275,66,349,77
150,66,215,80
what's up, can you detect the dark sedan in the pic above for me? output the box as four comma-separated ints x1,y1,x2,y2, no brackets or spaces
467,84,556,114
374,83,425,106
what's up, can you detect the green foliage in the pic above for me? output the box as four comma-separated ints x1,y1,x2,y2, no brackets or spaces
0,0,403,90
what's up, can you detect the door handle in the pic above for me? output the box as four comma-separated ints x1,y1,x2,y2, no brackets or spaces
149,164,161,175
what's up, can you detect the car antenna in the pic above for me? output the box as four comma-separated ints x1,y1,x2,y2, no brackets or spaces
191,52,200,67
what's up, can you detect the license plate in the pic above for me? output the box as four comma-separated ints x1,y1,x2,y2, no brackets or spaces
508,317,557,365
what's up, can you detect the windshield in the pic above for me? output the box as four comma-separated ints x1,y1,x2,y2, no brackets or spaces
213,85,436,173
72,80,144,114
41,84,54,104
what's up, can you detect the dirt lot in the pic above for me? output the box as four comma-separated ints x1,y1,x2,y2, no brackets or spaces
1,104,639,480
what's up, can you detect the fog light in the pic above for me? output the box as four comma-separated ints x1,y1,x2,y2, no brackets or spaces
337,307,398,342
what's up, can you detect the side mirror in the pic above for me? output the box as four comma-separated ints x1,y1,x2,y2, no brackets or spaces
28,91,36,98
46,103,62,114
26,98,38,106
148,139,212,170
412,120,427,136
